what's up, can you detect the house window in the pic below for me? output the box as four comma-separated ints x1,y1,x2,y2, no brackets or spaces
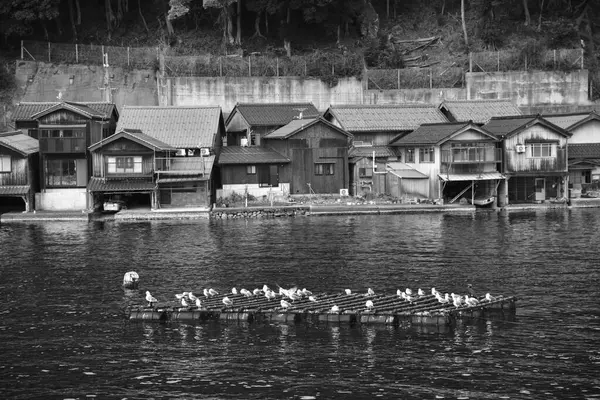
359,167,373,177
315,163,335,176
0,155,11,172
46,159,77,187
107,156,143,174
419,147,435,163
40,129,84,138
406,148,415,163
529,143,553,158
246,165,256,175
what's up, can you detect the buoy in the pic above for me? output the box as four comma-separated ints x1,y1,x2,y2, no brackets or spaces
123,271,139,289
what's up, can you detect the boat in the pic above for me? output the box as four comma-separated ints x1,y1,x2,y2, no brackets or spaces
468,195,495,207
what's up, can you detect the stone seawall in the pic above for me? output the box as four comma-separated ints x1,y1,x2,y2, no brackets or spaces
211,206,310,219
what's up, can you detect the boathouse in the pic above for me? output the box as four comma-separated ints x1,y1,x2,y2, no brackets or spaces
485,115,571,204
0,131,39,212
10,101,119,211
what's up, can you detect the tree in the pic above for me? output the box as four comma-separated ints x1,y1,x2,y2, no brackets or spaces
246,0,277,38
461,0,469,49
0,0,61,39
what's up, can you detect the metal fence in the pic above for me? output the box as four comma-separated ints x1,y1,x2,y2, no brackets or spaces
21,40,159,70
469,48,584,72
365,66,465,90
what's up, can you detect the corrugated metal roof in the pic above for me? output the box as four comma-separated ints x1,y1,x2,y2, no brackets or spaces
218,146,290,164
0,185,30,195
386,162,428,179
87,177,155,192
438,172,505,181
89,129,174,151
0,131,39,155
326,104,448,132
230,103,320,126
569,143,600,158
12,102,117,121
117,106,222,148
440,100,521,124
390,122,471,146
349,146,397,158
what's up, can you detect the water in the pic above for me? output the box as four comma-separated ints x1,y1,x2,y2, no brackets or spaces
1,210,600,399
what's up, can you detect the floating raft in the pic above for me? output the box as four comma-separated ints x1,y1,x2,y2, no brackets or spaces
128,292,517,327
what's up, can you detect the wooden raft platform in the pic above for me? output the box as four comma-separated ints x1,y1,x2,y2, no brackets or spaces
128,292,517,327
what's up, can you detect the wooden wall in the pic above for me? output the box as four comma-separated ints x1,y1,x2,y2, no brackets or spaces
504,125,568,174
0,148,29,186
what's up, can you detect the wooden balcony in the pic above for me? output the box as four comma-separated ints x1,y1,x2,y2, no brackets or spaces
40,137,86,154
441,148,502,164
155,157,208,175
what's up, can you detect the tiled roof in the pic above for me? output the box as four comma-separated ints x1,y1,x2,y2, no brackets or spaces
31,101,104,119
117,106,222,148
229,103,320,127
89,129,174,151
87,177,156,192
0,131,39,155
440,100,521,124
390,122,471,146
544,111,600,130
325,104,448,132
0,185,30,195
568,143,600,158
349,146,397,158
12,102,117,121
218,146,290,165
265,117,351,139
485,115,570,138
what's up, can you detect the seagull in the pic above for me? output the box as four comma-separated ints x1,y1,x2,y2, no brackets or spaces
280,299,292,310
302,288,313,296
405,288,413,296
308,295,317,302
262,284,270,293
397,289,403,297
188,292,198,302
203,288,210,298
365,300,374,311
331,305,340,313
222,296,233,308
465,295,480,307
145,291,158,307
431,288,440,297
208,288,219,297
366,288,375,296
485,293,496,302
253,288,261,296
181,297,190,307
344,289,352,295
231,288,238,295
240,288,252,297
195,298,202,308
417,288,425,296
265,290,277,300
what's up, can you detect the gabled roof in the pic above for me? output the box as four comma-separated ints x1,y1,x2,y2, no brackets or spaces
349,145,397,158
218,146,290,165
31,101,104,119
544,111,600,130
264,117,352,139
440,100,521,124
390,122,497,146
226,103,320,127
568,143,600,158
88,129,174,152
13,102,118,121
0,131,39,156
484,115,571,138
324,104,448,132
116,106,223,148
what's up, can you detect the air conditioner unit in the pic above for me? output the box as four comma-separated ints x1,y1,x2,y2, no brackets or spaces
515,144,526,153
175,149,186,156
200,148,210,156
240,138,248,147
340,188,349,196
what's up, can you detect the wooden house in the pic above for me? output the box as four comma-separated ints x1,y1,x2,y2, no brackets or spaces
544,111,600,197
106,106,225,210
225,103,320,146
439,100,522,124
0,131,39,212
389,122,503,204
10,101,119,211
484,115,571,204
323,104,448,195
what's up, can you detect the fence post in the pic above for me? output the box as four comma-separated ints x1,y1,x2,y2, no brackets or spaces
127,47,130,67
48,42,51,63
524,54,527,71
497,51,500,71
332,63,334,76
469,52,472,73
276,57,279,77
429,68,433,89
581,48,584,69
102,45,104,65
21,40,23,60
304,60,307,76
248,55,251,76
75,43,79,63
397,69,400,89
219,57,222,77
554,49,556,69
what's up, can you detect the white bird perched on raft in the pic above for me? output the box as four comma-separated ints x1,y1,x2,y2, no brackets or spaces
280,299,292,310
405,288,413,296
203,288,210,298
302,288,312,296
365,300,374,311
175,292,188,300
145,291,158,307
331,305,340,313
417,288,425,296
397,289,402,297
208,288,219,297
308,295,317,302
465,295,480,307
265,289,277,300
345,289,352,295
188,292,198,302
253,288,261,296
262,284,270,293
231,288,238,295
181,297,190,307
431,288,440,297
195,298,202,308
366,288,375,296
222,296,233,307
485,293,496,302
240,288,252,297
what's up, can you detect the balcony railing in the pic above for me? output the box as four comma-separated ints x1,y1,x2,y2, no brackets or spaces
155,157,207,174
40,137,86,153
441,148,502,164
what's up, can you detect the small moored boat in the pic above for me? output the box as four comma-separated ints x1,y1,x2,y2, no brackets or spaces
468,195,495,207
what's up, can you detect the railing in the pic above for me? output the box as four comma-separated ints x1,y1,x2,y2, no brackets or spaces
441,148,502,164
155,157,207,174
39,137,86,153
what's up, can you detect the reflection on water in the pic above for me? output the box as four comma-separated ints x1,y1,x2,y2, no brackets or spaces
1,210,600,399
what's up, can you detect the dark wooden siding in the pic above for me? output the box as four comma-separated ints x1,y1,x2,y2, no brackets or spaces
38,110,88,125
91,152,154,177
220,164,260,185
290,147,348,194
0,148,29,186
504,125,568,174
